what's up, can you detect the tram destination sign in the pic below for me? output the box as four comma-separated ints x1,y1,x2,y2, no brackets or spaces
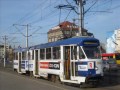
83,41,99,46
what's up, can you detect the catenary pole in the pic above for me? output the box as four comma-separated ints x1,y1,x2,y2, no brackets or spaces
3,35,7,67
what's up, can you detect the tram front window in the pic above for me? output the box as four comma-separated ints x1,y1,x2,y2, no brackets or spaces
83,46,101,59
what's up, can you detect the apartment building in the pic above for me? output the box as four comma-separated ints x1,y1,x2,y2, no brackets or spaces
47,21,93,42
106,29,120,53
115,29,120,52
0,45,9,60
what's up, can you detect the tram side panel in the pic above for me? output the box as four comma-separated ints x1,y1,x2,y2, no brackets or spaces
38,61,63,78
13,60,19,72
13,59,34,74
21,60,34,73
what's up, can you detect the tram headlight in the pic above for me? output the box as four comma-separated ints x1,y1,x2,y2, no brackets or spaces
95,67,98,71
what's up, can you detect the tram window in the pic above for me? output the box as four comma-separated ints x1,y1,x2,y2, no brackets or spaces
46,48,51,59
40,49,45,59
22,52,26,60
13,53,15,59
32,50,34,60
16,53,18,60
53,47,60,59
19,53,21,60
14,52,18,60
74,46,77,60
28,52,31,60
71,46,77,60
71,47,73,60
35,50,38,60
79,47,85,59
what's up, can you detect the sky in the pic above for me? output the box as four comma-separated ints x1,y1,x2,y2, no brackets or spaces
0,0,120,48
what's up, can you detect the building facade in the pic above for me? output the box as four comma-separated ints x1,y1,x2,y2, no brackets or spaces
0,45,4,59
106,29,120,53
0,45,10,60
47,21,93,42
115,29,120,52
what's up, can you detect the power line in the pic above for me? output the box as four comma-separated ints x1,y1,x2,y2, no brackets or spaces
84,0,98,15
30,8,58,24
16,0,59,25
16,0,48,24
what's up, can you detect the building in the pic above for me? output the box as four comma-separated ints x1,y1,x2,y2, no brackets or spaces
106,29,120,53
0,45,10,60
115,29,120,52
0,45,4,59
47,21,93,42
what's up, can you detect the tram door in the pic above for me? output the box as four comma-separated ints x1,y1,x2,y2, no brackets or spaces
35,50,38,75
18,52,21,72
64,46,71,80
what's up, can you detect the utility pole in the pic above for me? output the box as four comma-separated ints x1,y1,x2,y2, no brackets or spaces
56,4,76,39
13,24,30,60
74,0,86,36
74,0,85,36
3,35,8,67
26,24,29,60
13,24,29,49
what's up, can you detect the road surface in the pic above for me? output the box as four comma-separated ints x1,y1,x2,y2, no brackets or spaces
0,65,120,90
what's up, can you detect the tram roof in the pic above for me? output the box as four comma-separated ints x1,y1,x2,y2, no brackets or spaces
14,47,27,52
31,37,99,50
14,37,99,52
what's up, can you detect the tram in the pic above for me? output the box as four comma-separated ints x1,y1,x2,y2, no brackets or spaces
13,37,103,86
13,48,33,74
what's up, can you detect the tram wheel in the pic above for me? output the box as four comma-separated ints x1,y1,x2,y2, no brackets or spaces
51,75,56,82
55,76,61,83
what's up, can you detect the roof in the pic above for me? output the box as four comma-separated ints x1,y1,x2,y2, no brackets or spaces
14,37,100,52
59,21,75,28
31,36,99,50
48,21,88,34
48,21,79,33
14,48,27,52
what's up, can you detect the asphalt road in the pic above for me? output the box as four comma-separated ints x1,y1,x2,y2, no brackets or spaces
0,69,81,90
1,62,120,90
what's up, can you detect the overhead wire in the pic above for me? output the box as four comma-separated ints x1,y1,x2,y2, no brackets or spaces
29,8,58,24
84,0,98,15
13,25,26,37
16,0,48,24
20,0,59,24
84,0,113,19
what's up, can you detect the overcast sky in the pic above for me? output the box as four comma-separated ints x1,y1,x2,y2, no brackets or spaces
0,0,120,48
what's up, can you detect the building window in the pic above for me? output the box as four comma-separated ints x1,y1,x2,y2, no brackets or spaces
83,32,87,36
48,38,51,42
52,38,54,42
